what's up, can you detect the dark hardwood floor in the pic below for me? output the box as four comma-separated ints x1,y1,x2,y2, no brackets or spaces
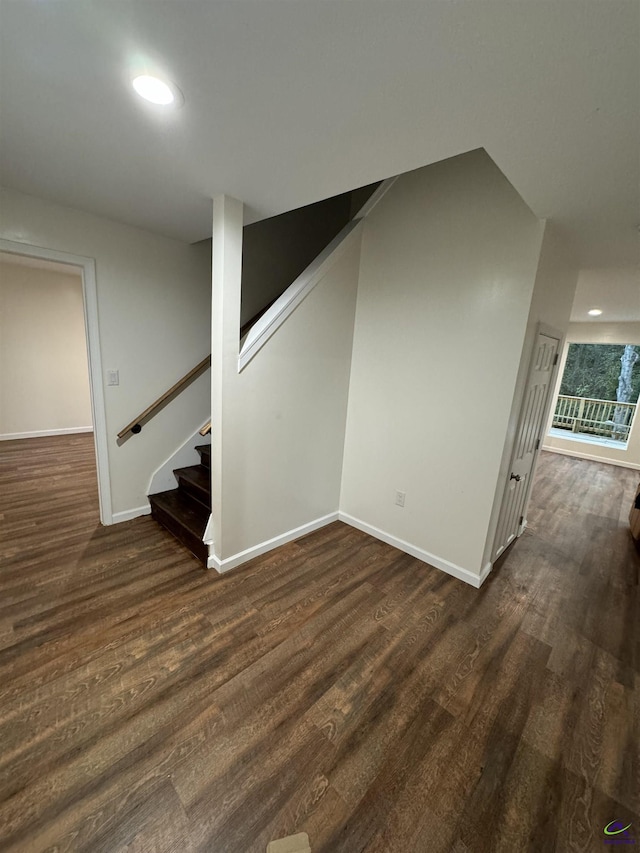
0,435,638,852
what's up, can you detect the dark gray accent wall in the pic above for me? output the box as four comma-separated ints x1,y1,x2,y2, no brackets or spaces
349,182,381,218
240,192,353,327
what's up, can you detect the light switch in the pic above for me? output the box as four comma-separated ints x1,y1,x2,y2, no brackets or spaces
107,369,119,386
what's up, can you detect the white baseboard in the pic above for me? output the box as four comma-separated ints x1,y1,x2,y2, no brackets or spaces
204,509,493,588
0,426,93,441
111,504,151,524
479,560,493,585
338,512,489,588
207,512,339,573
542,444,640,470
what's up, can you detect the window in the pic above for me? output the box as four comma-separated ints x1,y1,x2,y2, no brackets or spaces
550,343,639,447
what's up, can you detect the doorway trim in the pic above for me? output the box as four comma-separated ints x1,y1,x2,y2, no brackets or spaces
491,320,564,562
519,321,565,530
0,238,112,524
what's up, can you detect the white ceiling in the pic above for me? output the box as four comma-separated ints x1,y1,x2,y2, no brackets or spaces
570,267,640,323
0,1,638,271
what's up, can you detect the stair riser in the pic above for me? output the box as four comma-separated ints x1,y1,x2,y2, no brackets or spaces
176,474,210,509
196,446,211,469
151,503,208,563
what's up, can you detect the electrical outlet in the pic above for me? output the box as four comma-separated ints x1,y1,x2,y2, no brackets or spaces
107,369,119,386
395,490,406,508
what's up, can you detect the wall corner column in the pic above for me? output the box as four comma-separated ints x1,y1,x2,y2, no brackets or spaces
211,194,244,562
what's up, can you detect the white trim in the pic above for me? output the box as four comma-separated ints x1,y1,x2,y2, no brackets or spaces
547,427,628,451
338,512,488,588
0,427,93,441
206,512,339,572
541,444,640,470
0,238,113,524
536,321,565,341
111,504,151,524
479,561,493,585
490,322,565,563
351,176,398,220
238,221,362,371
204,506,493,587
237,176,399,373
203,513,214,545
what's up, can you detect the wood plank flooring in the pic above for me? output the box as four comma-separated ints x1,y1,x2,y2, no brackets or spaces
0,434,638,852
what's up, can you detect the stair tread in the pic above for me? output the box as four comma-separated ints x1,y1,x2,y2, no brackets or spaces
149,489,209,538
173,465,211,509
174,464,210,491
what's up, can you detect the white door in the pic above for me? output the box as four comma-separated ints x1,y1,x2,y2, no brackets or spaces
492,331,560,560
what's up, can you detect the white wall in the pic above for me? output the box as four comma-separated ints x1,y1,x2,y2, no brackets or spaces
0,187,211,519
211,195,360,566
481,221,578,565
0,259,93,438
339,150,546,582
543,321,640,468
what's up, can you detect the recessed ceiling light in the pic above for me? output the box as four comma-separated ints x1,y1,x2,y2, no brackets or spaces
588,308,603,316
132,74,176,105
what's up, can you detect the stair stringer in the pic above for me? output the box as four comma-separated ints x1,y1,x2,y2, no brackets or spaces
148,420,211,496
203,513,215,549
238,177,398,372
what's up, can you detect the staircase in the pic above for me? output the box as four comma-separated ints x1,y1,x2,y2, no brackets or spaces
149,444,211,564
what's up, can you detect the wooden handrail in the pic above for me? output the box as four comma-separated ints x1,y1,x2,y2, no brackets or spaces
117,355,211,439
199,421,211,436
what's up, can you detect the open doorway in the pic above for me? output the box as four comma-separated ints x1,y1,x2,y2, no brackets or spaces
549,342,639,449
0,239,111,524
544,335,640,470
0,252,92,438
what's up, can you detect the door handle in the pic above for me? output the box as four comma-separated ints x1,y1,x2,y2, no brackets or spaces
510,473,521,482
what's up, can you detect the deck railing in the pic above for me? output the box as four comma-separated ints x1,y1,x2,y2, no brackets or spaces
552,395,636,441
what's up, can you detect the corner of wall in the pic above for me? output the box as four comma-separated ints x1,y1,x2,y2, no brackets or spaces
481,221,579,568
342,151,547,580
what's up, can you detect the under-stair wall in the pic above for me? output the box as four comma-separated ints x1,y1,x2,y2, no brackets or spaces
210,194,361,570
209,152,578,584
340,150,549,584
